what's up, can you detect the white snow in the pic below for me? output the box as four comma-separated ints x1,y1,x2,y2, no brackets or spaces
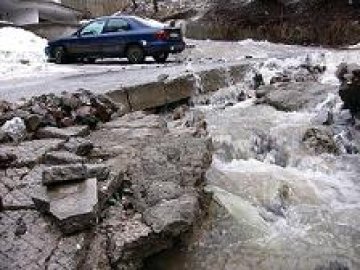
0,27,49,79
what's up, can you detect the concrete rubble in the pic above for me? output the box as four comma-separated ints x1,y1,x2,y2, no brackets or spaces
0,88,213,269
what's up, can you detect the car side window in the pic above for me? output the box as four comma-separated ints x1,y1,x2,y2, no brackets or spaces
103,19,130,33
80,20,106,36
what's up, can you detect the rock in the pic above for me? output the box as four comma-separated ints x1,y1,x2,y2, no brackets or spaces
0,150,17,169
1,117,27,142
0,139,63,167
63,137,94,156
337,63,360,117
86,164,110,181
302,127,339,155
198,68,228,93
24,114,42,132
36,126,89,139
44,151,85,165
314,261,350,270
32,178,98,234
256,82,337,112
0,196,3,211
253,73,265,89
143,194,199,235
172,105,188,120
42,164,88,186
14,217,27,236
102,207,170,270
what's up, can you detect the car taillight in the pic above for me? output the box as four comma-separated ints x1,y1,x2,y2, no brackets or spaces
155,30,169,40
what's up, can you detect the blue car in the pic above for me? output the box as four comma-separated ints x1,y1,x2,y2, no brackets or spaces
46,15,186,64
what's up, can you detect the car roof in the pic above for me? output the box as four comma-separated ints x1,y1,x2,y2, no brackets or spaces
95,15,139,21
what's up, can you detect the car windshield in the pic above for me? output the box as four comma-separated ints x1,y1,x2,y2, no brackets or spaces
132,17,166,28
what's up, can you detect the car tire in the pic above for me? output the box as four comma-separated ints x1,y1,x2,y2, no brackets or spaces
153,52,169,63
83,57,96,64
54,47,68,64
126,45,145,64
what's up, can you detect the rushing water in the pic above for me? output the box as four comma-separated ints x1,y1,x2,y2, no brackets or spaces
145,44,360,270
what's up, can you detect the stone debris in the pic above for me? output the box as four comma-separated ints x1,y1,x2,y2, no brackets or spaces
1,104,212,269
0,90,118,143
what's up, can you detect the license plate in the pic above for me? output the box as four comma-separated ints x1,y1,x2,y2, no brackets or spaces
170,33,179,38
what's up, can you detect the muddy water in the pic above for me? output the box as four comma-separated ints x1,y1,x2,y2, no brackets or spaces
145,47,360,270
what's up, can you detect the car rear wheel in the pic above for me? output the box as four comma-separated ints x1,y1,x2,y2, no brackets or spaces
83,57,96,64
54,47,68,64
126,45,145,64
153,52,169,63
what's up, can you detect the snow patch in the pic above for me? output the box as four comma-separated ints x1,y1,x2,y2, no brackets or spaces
0,27,48,78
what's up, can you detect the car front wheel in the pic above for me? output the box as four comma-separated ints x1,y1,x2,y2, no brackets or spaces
153,52,169,63
126,45,145,64
54,47,68,64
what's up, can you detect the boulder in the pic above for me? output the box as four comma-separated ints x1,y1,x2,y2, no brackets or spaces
42,164,88,186
256,82,336,112
32,178,98,234
1,117,27,142
337,63,360,118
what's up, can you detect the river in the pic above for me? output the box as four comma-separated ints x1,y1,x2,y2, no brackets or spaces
145,41,360,270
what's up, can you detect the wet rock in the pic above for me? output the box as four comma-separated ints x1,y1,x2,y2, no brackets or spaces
42,164,88,186
32,178,98,234
36,125,89,139
256,82,336,112
337,63,360,117
44,151,85,165
303,127,339,155
253,73,265,89
63,137,94,156
143,194,199,235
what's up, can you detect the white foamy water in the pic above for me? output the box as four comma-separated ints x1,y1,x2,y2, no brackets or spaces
155,40,360,270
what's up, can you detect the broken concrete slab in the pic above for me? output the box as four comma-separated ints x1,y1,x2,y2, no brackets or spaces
42,164,87,186
36,126,90,140
164,74,195,104
32,178,98,234
198,68,229,93
44,151,85,165
0,139,63,167
125,81,167,111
